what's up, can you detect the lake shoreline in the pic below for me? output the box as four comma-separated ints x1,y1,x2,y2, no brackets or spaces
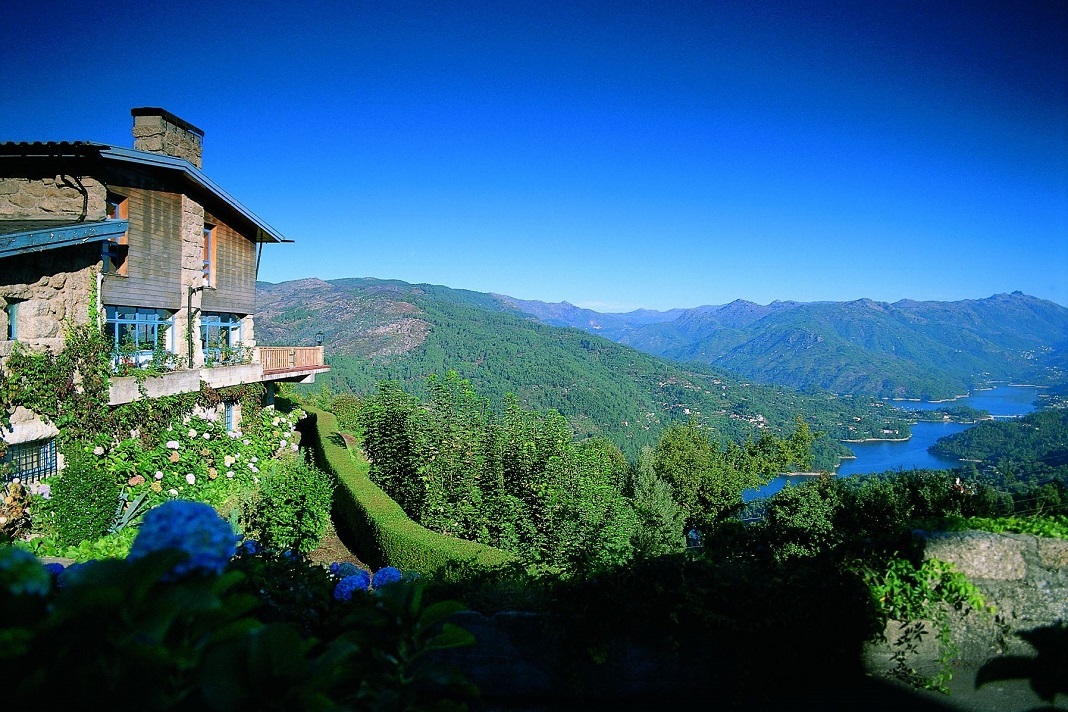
745,386,1042,501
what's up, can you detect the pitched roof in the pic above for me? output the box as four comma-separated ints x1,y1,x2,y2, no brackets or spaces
0,141,289,244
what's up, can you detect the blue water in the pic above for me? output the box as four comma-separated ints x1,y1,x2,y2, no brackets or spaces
891,385,1042,418
743,385,1042,502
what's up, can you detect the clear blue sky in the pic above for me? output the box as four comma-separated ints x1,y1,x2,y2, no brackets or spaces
3,0,1065,311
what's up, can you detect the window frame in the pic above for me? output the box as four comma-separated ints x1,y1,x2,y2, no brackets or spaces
200,312,244,365
104,306,175,368
1,438,57,484
103,192,130,276
202,223,217,288
4,299,19,341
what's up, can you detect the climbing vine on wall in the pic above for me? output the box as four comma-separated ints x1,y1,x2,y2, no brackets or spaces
1,273,268,451
0,275,112,446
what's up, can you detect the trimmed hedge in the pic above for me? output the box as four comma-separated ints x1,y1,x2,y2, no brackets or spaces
304,406,513,577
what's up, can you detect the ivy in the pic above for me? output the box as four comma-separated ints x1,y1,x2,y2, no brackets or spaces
0,274,112,447
865,556,991,692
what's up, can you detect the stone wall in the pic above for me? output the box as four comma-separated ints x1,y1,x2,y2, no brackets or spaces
865,530,1068,679
0,176,106,220
0,246,100,356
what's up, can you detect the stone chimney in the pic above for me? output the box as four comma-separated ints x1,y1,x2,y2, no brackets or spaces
130,107,204,169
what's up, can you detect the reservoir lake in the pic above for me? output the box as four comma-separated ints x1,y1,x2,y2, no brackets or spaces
743,385,1043,502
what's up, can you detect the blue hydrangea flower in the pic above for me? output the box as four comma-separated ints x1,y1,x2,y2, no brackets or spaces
333,571,371,601
239,539,259,556
0,547,51,596
128,500,238,580
330,562,363,578
43,562,66,576
371,566,403,589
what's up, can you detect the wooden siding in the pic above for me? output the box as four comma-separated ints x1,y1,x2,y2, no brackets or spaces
99,187,183,310
202,212,256,315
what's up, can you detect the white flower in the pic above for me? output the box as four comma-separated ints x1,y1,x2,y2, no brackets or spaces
130,429,140,439
272,417,280,426
224,455,235,467
249,464,259,474
242,439,250,445
253,476,260,484
166,441,180,450
188,429,197,438
228,431,239,439
290,443,299,451
182,416,190,424
167,426,173,432
226,471,234,479
167,488,179,496
203,433,211,440
250,456,258,463
279,440,288,448
93,446,105,456
186,474,196,485
154,471,164,480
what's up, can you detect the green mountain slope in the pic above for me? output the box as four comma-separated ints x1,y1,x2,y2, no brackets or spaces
255,277,909,467
508,293,1068,400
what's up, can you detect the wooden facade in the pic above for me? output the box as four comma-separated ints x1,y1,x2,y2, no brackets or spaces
202,211,256,315
100,187,183,310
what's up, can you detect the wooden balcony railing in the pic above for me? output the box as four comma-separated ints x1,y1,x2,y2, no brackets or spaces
259,346,326,374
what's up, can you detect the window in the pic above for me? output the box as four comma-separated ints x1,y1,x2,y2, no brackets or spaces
224,401,235,432
104,306,175,368
2,438,57,484
103,192,129,275
4,299,19,340
202,223,216,287
201,312,244,365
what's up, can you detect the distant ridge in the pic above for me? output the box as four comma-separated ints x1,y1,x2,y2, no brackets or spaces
503,291,1068,400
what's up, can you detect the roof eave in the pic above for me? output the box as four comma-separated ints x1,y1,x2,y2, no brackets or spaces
0,219,128,259
96,145,289,245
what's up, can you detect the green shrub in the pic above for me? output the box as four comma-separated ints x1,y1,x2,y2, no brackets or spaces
330,392,362,436
306,406,513,576
250,454,334,553
760,477,842,561
50,444,121,546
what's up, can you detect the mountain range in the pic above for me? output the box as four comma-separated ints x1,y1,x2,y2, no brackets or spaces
496,291,1068,400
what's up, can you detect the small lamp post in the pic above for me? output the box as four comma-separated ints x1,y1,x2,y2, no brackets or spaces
315,331,324,347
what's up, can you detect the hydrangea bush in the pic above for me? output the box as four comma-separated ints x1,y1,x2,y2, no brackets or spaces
20,405,317,560
127,500,238,579
1,503,475,709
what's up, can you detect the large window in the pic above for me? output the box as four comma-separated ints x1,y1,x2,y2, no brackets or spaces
201,312,244,365
102,192,129,275
104,306,175,368
2,438,57,484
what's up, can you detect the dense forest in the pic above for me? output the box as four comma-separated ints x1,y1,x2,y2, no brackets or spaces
930,408,1068,501
351,373,813,574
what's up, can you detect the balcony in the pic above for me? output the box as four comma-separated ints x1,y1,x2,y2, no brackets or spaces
259,346,326,375
108,345,329,405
